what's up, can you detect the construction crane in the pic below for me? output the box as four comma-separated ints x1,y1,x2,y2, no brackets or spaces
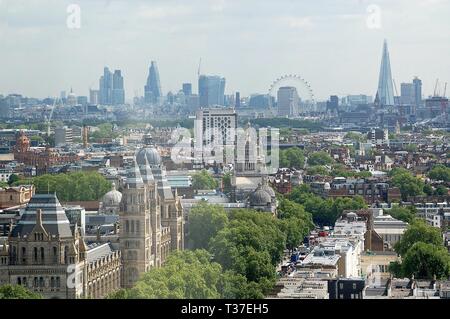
442,82,448,121
433,78,440,97
198,58,202,78
393,78,400,106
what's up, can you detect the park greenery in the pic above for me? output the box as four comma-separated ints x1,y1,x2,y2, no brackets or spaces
111,198,314,299
13,172,111,201
89,123,120,140
288,184,366,226
389,168,424,200
279,147,305,169
307,151,334,166
386,206,417,224
0,285,42,299
428,164,450,182
390,221,449,279
192,170,218,190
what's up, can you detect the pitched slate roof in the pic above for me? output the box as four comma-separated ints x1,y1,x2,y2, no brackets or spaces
10,194,73,238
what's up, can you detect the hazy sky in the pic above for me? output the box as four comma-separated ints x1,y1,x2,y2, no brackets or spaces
0,0,449,101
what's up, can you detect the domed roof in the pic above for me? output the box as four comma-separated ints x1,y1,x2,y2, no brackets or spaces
102,182,122,206
136,147,161,166
249,187,271,206
261,184,276,198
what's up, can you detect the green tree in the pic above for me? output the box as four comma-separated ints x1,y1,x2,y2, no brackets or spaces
192,170,218,190
423,184,434,196
280,147,305,169
429,164,450,182
8,174,20,186
307,151,334,166
387,206,416,224
394,221,443,256
344,132,366,142
109,250,224,299
434,185,448,196
390,170,424,200
306,166,329,176
188,202,229,250
401,242,450,280
222,173,232,194
0,285,42,299
32,172,111,201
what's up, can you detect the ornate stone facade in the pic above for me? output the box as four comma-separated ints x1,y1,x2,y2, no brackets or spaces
120,145,184,288
0,194,121,299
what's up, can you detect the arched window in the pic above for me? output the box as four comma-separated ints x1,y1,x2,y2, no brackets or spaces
51,277,55,288
56,277,60,288
53,247,58,263
39,277,44,288
40,247,45,263
34,247,38,263
17,277,21,285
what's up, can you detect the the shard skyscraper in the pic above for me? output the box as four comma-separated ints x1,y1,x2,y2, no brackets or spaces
375,40,395,107
144,61,162,104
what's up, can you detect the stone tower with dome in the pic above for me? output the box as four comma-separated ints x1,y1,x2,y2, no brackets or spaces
119,143,184,288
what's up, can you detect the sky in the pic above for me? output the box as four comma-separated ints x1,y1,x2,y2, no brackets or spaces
0,0,449,101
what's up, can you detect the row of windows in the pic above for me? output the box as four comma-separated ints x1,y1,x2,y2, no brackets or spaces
10,246,71,264
17,276,61,288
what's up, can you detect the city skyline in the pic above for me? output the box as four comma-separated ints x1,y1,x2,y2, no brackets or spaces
0,0,449,101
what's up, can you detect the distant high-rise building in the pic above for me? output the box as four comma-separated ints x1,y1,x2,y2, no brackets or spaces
235,92,241,108
99,67,113,105
277,86,299,117
375,40,395,107
326,95,339,112
413,77,422,107
182,83,192,96
195,108,237,167
249,94,272,109
99,67,124,105
89,89,99,105
60,91,67,100
77,96,88,106
400,83,414,105
344,95,373,107
55,126,73,147
144,61,162,104
112,70,125,105
198,75,226,107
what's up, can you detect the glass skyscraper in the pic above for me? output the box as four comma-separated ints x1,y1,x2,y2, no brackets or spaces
144,61,162,104
375,40,395,107
99,67,125,105
198,75,226,107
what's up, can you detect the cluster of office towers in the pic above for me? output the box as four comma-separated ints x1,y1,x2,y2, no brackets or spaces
89,61,227,108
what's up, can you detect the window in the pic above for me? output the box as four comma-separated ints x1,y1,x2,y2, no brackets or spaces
21,247,26,263
339,283,344,289
39,277,44,288
40,247,45,263
34,247,38,262
53,247,58,263
353,283,357,290
56,277,60,288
